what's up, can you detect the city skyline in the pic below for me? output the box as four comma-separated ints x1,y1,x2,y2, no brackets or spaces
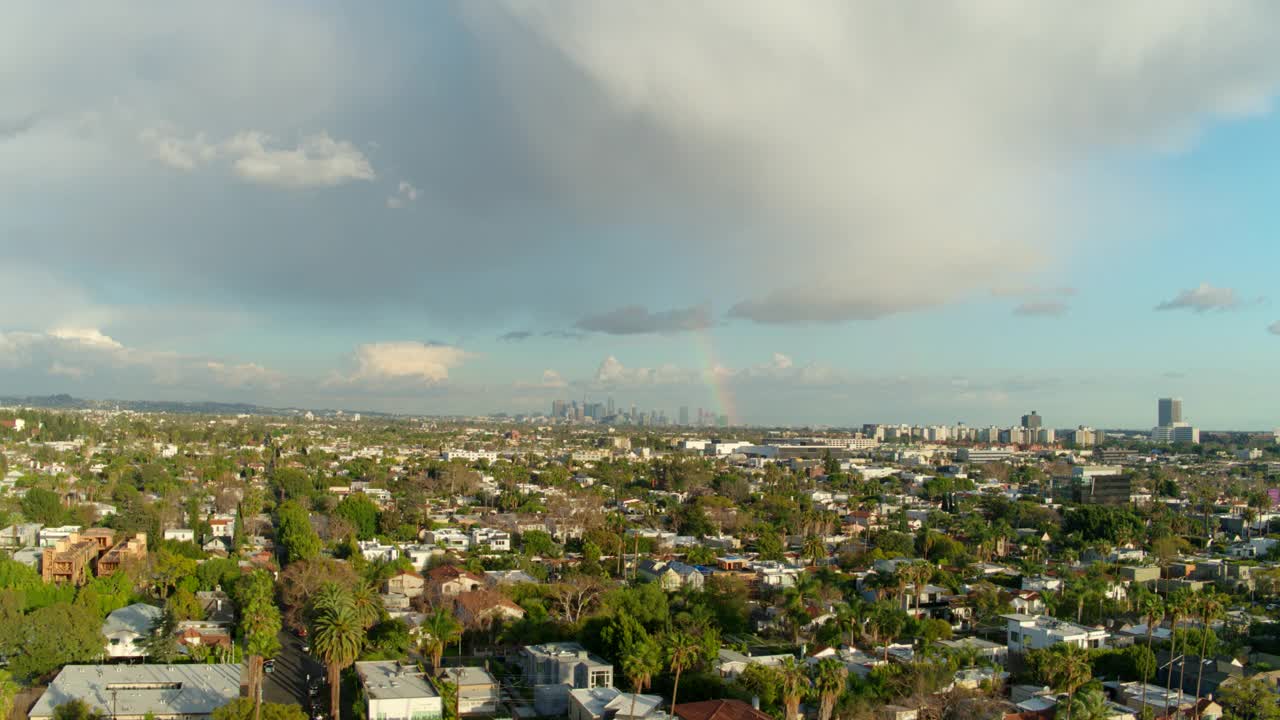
2,4,1280,428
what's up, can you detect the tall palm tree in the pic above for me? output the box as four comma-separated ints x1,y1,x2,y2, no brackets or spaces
312,602,365,720
1167,590,1192,703
665,631,702,713
420,608,462,672
777,657,810,720
1194,592,1226,717
812,658,847,720
622,641,662,720
909,561,933,618
1138,593,1165,715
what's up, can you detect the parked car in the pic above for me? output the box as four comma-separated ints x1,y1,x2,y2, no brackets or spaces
264,659,276,673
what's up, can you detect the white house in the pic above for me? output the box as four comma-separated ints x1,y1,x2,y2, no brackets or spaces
164,528,195,543
470,527,511,552
1002,614,1108,653
104,603,164,659
356,661,443,720
423,528,471,551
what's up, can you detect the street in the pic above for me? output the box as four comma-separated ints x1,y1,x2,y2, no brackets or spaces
263,629,325,711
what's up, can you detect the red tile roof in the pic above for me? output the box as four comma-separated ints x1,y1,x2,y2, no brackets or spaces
675,700,773,720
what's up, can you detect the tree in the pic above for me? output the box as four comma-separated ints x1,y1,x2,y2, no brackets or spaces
141,608,182,662
277,501,321,564
334,494,380,541
419,608,462,672
1165,590,1192,704
238,570,281,720
212,699,308,720
151,548,197,600
813,658,847,720
1193,592,1226,718
170,587,205,621
1216,677,1280,720
21,488,65,525
802,536,826,567
52,699,102,720
1035,644,1092,719
0,669,20,720
520,530,562,558
1067,686,1110,720
311,593,366,720
1137,593,1164,713
777,657,810,720
9,602,104,681
621,638,663,720
665,631,703,713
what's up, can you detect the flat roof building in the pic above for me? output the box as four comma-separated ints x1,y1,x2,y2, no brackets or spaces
29,664,245,720
355,661,443,720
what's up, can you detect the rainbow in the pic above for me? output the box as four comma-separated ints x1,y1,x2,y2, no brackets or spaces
692,326,737,426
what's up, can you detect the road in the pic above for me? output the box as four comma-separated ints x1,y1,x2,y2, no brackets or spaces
263,629,325,712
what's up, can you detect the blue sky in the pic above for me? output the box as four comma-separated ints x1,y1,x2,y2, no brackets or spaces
2,2,1279,429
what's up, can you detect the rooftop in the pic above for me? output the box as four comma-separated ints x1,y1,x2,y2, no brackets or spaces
356,661,439,701
29,664,244,720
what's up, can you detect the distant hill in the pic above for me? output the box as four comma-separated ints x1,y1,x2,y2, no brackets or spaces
0,394,397,418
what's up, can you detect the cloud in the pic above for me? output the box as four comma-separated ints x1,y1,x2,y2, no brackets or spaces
462,2,1280,324
386,180,419,208
498,331,533,342
1155,282,1246,312
339,341,470,385
1269,321,1280,335
0,328,282,392
575,304,712,334
591,356,696,387
516,369,567,389
1013,300,1068,317
138,127,375,188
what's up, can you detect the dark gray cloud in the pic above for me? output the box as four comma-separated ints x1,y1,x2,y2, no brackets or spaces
576,304,712,335
1013,300,1068,317
498,331,532,342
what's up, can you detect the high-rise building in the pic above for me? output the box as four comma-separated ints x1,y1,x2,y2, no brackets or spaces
679,406,689,426
1158,397,1182,427
1020,411,1042,429
607,397,615,416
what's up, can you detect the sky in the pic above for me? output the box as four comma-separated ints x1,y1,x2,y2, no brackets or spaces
2,2,1280,429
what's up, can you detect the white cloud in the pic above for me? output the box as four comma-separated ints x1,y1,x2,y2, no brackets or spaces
387,180,419,208
516,369,567,389
48,327,123,349
341,341,470,385
576,304,712,334
136,127,375,189
1269,321,1280,335
205,361,283,390
48,361,86,379
592,356,694,387
1155,282,1247,312
225,131,375,188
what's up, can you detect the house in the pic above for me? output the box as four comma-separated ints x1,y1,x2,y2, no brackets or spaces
385,570,426,599
454,589,526,628
98,533,148,576
0,522,41,549
470,527,512,552
424,528,471,552
207,514,236,539
715,649,793,680
570,687,666,720
176,621,234,652
485,569,538,586
42,530,111,585
1002,614,1108,653
936,638,1008,666
28,664,245,720
674,699,773,720
358,540,399,563
104,603,164,658
427,565,485,601
437,667,501,716
164,528,195,543
356,661,443,720
521,642,614,716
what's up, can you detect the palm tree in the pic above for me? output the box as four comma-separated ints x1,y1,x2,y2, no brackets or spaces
1194,592,1226,717
812,658,847,720
350,583,383,630
1045,644,1092,720
1166,590,1192,703
1067,686,1110,720
1138,593,1165,714
777,657,810,720
622,641,662,720
665,631,702,713
312,602,365,720
420,607,463,672
909,561,933,618
802,536,826,567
